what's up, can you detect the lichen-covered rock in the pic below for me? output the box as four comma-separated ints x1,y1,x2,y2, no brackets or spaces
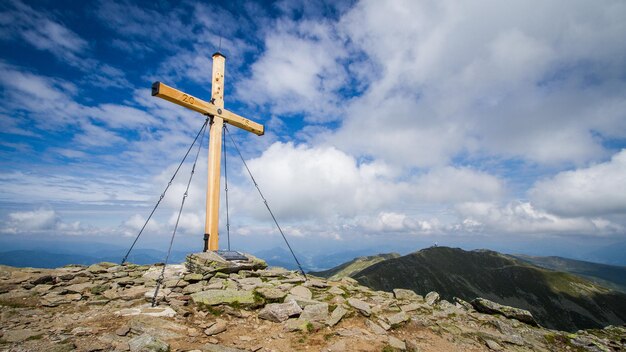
283,318,311,332
425,291,440,306
471,298,538,326
183,282,205,294
393,288,422,301
184,273,203,282
191,289,257,307
453,296,473,311
255,287,287,301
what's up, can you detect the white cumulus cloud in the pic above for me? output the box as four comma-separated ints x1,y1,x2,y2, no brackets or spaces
530,149,626,217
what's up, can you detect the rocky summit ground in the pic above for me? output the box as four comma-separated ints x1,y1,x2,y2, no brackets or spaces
0,254,624,352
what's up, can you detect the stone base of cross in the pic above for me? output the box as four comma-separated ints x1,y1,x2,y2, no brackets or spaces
152,52,264,252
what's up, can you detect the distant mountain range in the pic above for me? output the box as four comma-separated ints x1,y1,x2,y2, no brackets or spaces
312,246,626,331
0,249,189,268
512,254,626,293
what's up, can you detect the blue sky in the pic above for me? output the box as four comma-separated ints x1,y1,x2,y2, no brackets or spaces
1,0,626,263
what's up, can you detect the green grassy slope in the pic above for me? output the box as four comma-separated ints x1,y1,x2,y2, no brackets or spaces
351,247,626,331
512,254,626,293
309,253,400,280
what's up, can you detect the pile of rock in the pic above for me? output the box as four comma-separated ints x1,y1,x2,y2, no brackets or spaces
185,252,267,276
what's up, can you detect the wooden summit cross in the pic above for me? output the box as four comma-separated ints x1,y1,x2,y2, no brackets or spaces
151,52,264,252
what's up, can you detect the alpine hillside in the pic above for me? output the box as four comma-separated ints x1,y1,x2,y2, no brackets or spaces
512,254,626,293
317,247,626,332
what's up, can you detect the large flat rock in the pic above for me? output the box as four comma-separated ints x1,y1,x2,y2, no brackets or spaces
191,289,257,307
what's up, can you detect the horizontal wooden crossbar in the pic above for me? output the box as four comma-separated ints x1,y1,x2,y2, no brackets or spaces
151,81,264,136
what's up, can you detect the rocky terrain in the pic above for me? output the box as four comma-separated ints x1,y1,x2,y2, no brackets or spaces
0,252,624,352
322,247,626,331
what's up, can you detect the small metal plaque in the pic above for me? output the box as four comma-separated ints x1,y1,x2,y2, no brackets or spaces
215,250,248,261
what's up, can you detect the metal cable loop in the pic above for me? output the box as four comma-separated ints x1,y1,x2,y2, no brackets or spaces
121,117,210,265
152,119,208,307
224,126,307,280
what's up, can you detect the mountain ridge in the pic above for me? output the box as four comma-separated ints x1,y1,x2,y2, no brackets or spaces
318,246,626,331
511,254,626,293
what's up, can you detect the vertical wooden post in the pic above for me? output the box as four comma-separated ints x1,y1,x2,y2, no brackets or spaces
204,52,226,252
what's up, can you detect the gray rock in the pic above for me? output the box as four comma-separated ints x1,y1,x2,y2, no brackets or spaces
340,277,358,285
203,344,248,352
41,292,81,306
1,329,40,342
388,336,406,350
87,264,108,274
485,339,503,351
283,318,310,332
32,284,53,294
300,302,329,322
347,297,371,317
128,316,185,340
258,301,302,322
115,305,177,318
259,267,290,278
326,305,348,326
128,333,169,352
183,282,205,294
386,311,409,326
204,321,227,336
283,294,322,308
377,319,391,331
116,326,131,336
237,277,263,288
425,291,440,306
365,319,387,335
255,287,287,301
191,289,257,307
144,287,171,303
400,303,430,313
471,298,538,326
120,286,148,300
393,288,422,301
325,340,347,352
142,264,186,282
64,282,94,294
289,285,312,300
327,286,345,296
306,279,329,288
184,273,203,282
405,339,420,352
